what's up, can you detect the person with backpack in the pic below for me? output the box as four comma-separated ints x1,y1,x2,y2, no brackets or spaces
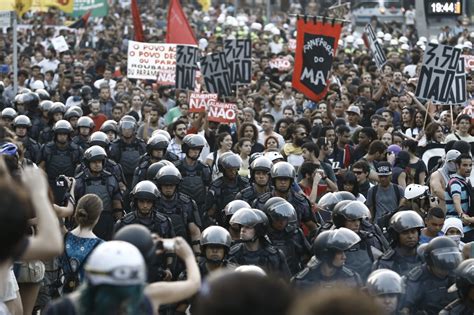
58,194,104,294
446,153,474,242
366,162,405,227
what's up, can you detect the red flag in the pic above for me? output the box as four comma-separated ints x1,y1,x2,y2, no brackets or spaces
131,0,144,42
166,0,197,45
68,11,91,29
292,18,342,102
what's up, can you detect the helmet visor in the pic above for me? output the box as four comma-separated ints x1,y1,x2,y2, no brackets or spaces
430,247,462,271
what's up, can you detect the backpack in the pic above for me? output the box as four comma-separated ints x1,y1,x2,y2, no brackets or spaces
61,233,101,293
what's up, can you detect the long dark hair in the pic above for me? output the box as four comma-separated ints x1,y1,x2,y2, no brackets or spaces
343,171,360,198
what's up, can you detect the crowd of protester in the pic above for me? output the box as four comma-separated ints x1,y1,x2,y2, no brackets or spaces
0,0,474,314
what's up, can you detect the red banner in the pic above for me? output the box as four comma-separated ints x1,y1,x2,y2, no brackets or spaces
166,0,197,45
208,102,237,123
292,18,342,102
189,92,217,113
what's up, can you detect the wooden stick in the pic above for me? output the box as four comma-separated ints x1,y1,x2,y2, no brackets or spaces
423,100,431,130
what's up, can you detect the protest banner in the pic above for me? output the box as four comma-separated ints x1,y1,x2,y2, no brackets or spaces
201,52,232,96
72,0,108,17
292,16,343,102
176,45,200,91
446,56,467,104
127,41,176,85
269,57,292,71
364,24,387,69
415,43,462,103
51,36,69,52
224,39,252,86
189,92,217,112
208,102,237,123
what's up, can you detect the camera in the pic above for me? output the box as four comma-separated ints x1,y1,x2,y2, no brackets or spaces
56,175,69,190
156,239,175,252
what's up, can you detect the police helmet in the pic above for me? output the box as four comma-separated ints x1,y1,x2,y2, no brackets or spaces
248,152,264,166
250,156,272,181
77,116,95,130
13,94,25,108
270,161,296,181
389,210,424,234
52,120,73,134
366,269,404,296
113,224,156,261
262,196,287,213
84,241,146,286
35,88,50,101
49,102,66,117
119,115,137,133
312,228,361,262
223,200,251,223
453,259,474,300
200,226,232,250
64,106,83,120
89,131,110,148
22,92,40,111
146,160,174,181
155,165,182,186
265,200,298,231
30,80,44,91
39,100,53,112
84,145,107,163
12,115,32,128
1,107,17,121
424,236,462,271
100,120,118,134
333,201,371,228
230,208,268,239
182,134,206,154
147,134,169,153
152,129,171,141
131,180,160,201
218,152,242,173
333,191,357,202
317,192,339,212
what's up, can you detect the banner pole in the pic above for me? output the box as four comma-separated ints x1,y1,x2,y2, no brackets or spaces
423,100,430,131
13,12,18,96
288,14,351,24
450,103,454,131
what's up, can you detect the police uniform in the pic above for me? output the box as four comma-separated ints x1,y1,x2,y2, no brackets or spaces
109,137,147,188
235,184,270,204
401,264,457,314
440,299,474,315
131,152,179,189
71,135,90,150
373,247,422,276
75,169,122,240
115,209,175,239
20,136,41,164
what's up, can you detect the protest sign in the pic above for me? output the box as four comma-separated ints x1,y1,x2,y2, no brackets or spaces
176,45,200,91
269,57,292,71
364,24,387,69
51,36,69,52
189,92,217,112
224,39,252,86
415,43,462,103
208,102,237,123
127,41,176,85
446,56,467,104
292,17,342,102
201,52,232,96
72,0,108,17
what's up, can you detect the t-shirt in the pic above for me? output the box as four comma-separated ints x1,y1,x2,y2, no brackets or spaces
366,183,404,222
445,132,474,144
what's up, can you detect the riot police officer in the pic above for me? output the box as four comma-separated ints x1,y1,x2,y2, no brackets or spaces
72,116,95,150
20,92,42,140
373,210,424,276
12,115,41,163
440,259,474,314
39,120,82,203
235,156,272,203
264,198,311,275
64,105,82,132
254,161,318,234
222,200,251,240
146,160,174,183
174,134,211,217
206,152,250,226
38,102,65,144
401,236,462,314
155,165,202,254
1,107,17,129
332,201,387,281
131,134,179,189
292,228,363,289
366,269,405,315
228,208,291,279
100,119,118,142
74,146,123,240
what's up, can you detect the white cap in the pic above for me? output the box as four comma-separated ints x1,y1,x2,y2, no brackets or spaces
355,38,365,46
445,149,461,162
419,36,427,42
271,28,280,35
250,22,262,31
377,31,384,38
430,38,439,44
263,23,275,32
401,43,410,50
384,33,392,41
399,36,408,44
346,35,354,43
464,41,473,49
390,39,398,46
416,40,424,47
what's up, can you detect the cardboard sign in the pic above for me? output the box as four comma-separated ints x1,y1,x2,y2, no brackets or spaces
0,11,12,28
364,24,387,69
51,36,69,52
208,102,237,123
201,52,232,96
415,43,462,103
189,92,217,112
224,39,252,86
176,45,199,91
127,41,176,85
269,57,292,71
446,56,467,104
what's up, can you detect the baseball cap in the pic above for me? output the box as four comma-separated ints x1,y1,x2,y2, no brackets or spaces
387,144,402,156
346,105,361,116
445,149,461,162
376,161,392,176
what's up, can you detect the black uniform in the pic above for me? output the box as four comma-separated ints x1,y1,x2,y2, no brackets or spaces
71,135,90,150
75,169,122,241
174,159,211,214
19,136,41,163
131,152,179,189
228,243,291,279
292,258,363,290
440,299,474,315
115,209,175,239
373,247,422,276
75,158,126,187
235,184,269,204
401,264,457,314
109,137,147,188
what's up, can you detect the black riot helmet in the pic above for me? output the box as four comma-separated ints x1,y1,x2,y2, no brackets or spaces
312,228,360,264
119,115,137,134
13,115,32,129
1,107,17,120
248,152,264,167
100,120,118,135
146,134,169,155
22,92,40,112
200,226,232,263
77,116,95,130
223,200,251,226
84,145,107,165
131,180,160,209
89,131,110,148
218,152,242,173
250,156,272,181
366,269,404,296
317,192,339,212
265,200,298,232
262,197,287,213
270,161,296,182
453,259,474,300
388,210,424,245
52,120,73,135
113,224,156,261
332,201,371,228
424,236,462,272
229,208,268,241
49,102,66,119
35,88,50,101
146,160,174,181
182,134,206,156
64,105,82,120
333,191,357,202
155,165,182,186
39,100,53,112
